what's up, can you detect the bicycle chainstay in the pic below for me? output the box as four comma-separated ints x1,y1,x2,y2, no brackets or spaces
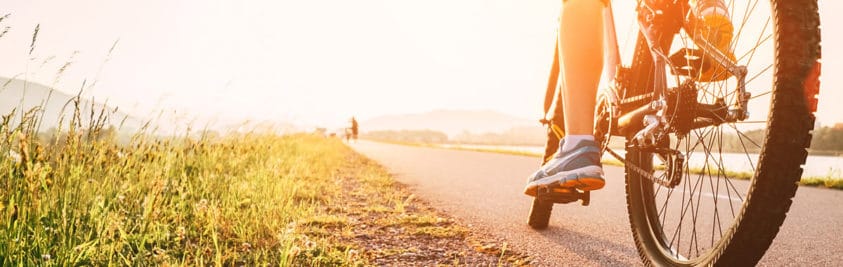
605,146,679,188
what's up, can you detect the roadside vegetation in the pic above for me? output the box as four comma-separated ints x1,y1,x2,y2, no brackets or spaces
0,103,528,265
2,103,343,264
0,18,528,265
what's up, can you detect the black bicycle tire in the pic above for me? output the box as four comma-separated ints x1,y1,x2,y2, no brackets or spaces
624,0,821,265
528,83,566,230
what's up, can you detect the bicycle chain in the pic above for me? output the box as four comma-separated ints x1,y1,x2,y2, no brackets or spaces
605,147,675,188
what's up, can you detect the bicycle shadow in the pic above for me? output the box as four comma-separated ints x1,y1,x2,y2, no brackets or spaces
533,225,640,266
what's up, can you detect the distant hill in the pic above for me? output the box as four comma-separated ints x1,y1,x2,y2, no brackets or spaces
362,109,540,137
452,125,546,146
0,77,142,133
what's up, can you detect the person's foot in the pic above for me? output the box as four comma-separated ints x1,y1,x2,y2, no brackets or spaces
524,139,605,197
691,0,735,82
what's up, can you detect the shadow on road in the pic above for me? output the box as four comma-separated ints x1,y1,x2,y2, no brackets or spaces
536,225,638,265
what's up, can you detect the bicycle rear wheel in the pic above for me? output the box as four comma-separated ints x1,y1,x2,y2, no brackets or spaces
623,0,821,265
528,86,566,230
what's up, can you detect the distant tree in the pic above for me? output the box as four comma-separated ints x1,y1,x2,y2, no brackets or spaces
452,126,545,146
314,127,328,137
811,126,843,151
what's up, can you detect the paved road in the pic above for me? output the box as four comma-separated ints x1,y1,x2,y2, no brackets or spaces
351,141,843,266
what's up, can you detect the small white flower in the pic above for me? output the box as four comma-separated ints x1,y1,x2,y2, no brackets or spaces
285,222,297,234
348,249,359,259
176,226,186,241
288,246,302,257
8,150,21,163
196,199,209,212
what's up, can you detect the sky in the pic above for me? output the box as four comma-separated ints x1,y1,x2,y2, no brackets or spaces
1,0,841,130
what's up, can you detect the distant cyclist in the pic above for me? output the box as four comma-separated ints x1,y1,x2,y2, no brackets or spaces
350,117,359,142
524,0,733,195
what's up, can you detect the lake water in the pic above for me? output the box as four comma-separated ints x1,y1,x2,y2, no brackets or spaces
437,144,843,179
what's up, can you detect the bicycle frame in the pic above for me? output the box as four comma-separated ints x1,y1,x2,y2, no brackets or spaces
533,1,822,262
598,2,622,111
593,0,754,187
599,1,750,144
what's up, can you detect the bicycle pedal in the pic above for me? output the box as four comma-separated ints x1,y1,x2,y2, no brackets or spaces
580,190,590,206
537,186,590,206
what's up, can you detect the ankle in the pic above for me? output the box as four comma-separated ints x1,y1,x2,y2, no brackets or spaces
561,135,595,152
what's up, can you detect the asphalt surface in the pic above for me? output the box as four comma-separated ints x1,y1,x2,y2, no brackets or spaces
350,140,843,266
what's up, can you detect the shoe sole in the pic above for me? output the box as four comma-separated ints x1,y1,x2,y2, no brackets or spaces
524,166,605,197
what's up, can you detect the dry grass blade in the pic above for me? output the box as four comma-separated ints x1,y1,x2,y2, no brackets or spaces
28,24,39,55
0,26,9,39
0,13,9,39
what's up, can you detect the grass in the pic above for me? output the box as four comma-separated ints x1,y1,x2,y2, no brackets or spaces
2,19,340,264
800,176,843,189
0,22,525,265
0,104,528,265
0,111,361,265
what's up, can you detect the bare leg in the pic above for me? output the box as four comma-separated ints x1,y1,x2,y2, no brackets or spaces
559,0,604,136
523,0,608,196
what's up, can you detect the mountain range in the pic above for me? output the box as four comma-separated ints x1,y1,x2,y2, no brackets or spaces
1,77,547,140
0,77,141,133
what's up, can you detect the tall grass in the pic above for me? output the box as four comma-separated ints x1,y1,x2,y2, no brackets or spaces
0,19,368,265
0,97,361,265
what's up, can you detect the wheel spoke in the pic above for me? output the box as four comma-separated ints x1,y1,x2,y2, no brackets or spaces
749,90,771,100
738,31,771,64
626,0,792,262
745,63,773,85
732,0,762,52
730,124,763,150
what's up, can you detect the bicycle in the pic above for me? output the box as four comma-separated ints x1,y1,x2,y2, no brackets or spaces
527,0,821,265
